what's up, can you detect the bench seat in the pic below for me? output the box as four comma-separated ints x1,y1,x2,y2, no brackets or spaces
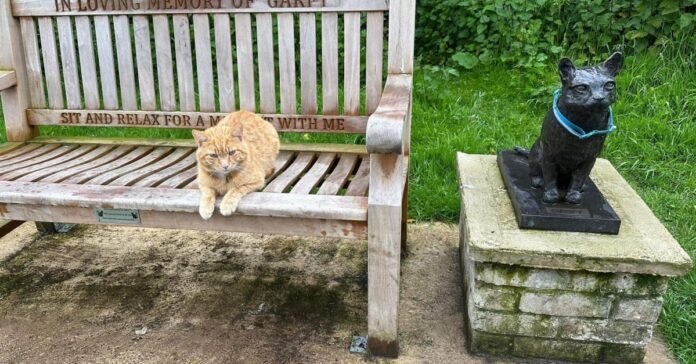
0,139,369,239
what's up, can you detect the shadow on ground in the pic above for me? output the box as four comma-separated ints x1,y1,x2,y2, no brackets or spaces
0,223,675,363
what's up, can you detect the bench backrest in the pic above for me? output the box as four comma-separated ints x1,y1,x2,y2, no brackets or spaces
0,0,415,142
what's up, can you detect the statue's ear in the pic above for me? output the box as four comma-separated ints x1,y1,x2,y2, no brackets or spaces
192,130,208,146
558,58,576,83
602,52,623,77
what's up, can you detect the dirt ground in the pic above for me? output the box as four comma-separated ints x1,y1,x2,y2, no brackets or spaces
0,222,677,363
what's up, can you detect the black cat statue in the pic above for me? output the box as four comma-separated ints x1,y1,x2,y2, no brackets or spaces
498,53,623,234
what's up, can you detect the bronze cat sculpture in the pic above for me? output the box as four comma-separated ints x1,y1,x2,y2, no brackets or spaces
517,52,623,204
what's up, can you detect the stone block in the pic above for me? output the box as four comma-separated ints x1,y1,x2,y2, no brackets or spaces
558,317,653,345
612,297,663,323
519,292,612,318
512,337,602,362
472,284,518,312
471,311,558,338
603,273,669,296
469,331,513,356
601,343,647,364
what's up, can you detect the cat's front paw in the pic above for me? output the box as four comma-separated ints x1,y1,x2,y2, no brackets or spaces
565,190,583,204
542,189,560,203
220,198,240,216
199,203,215,220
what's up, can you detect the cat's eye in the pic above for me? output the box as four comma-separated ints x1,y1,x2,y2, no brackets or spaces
228,150,237,156
207,153,218,158
604,82,616,90
574,85,589,93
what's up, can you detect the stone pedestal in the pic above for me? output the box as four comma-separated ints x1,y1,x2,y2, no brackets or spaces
457,153,692,363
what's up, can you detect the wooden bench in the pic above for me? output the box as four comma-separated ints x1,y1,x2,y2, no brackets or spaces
0,0,415,357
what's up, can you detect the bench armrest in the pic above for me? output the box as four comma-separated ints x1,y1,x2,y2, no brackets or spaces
366,74,413,154
0,70,17,91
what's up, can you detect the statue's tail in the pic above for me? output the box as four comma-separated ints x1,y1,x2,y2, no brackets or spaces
513,146,530,157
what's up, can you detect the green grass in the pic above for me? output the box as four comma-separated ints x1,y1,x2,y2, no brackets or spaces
1,49,694,361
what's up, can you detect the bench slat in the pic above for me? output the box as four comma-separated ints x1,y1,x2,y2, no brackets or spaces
0,143,44,163
94,16,119,109
264,152,314,193
214,14,236,112
344,13,361,115
0,145,92,180
85,147,174,185
15,145,114,182
114,15,138,109
162,165,198,189
153,15,176,111
346,155,370,197
193,14,215,112
61,146,155,184
278,13,297,114
235,14,255,111
300,13,317,115
108,148,192,186
75,16,101,109
132,152,197,187
173,15,196,111
317,153,358,195
38,145,135,183
57,17,82,109
256,13,276,113
19,18,46,107
366,12,384,114
0,181,368,221
269,151,295,181
37,17,64,109
291,152,336,194
0,144,74,174
134,15,157,110
321,13,338,115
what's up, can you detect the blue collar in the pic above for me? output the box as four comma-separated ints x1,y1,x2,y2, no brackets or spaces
553,89,616,139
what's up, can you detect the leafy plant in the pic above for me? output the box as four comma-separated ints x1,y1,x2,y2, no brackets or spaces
416,0,696,69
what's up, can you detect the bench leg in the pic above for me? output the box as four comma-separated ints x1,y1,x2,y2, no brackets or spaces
401,175,409,257
35,222,74,234
367,154,404,358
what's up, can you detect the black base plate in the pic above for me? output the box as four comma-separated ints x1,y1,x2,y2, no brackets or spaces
497,150,621,234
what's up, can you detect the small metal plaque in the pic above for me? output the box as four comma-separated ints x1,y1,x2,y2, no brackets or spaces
96,208,141,224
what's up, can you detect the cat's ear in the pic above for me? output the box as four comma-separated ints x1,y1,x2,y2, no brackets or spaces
602,52,623,77
558,58,576,83
192,130,208,146
232,124,243,142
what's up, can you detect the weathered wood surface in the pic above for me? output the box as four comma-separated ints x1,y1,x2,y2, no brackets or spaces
37,17,64,109
173,15,195,111
264,152,315,193
278,13,297,114
321,12,338,115
388,0,416,74
0,70,17,91
0,0,34,141
113,15,138,109
19,18,45,107
300,13,317,115
256,13,275,113
133,15,157,110
0,181,368,221
317,153,358,195
75,16,100,109
366,75,413,154
367,153,406,358
13,0,389,16
291,152,335,194
28,110,368,133
366,12,384,114
56,17,82,109
235,13,255,111
0,144,59,168
343,12,361,116
153,15,176,111
214,14,236,112
193,14,215,112
0,142,30,157
94,16,119,109
1,204,366,240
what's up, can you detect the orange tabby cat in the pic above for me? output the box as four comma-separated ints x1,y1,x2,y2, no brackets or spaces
192,111,280,219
